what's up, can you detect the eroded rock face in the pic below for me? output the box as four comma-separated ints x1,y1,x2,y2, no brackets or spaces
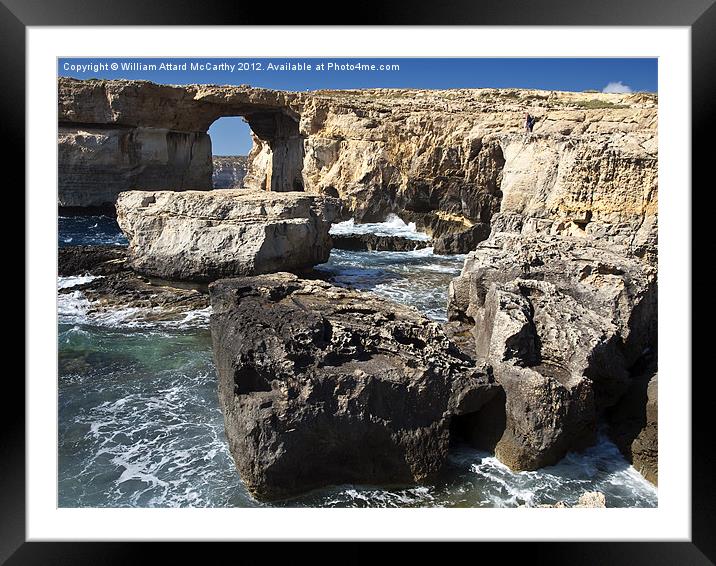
58,126,213,209
449,233,657,367
58,78,306,207
58,78,657,257
213,156,247,189
632,375,658,484
299,90,656,252
209,273,498,500
116,190,342,282
447,233,657,470
608,371,658,485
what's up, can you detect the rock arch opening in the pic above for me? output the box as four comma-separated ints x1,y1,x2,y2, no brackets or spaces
207,109,305,193
209,117,252,188
209,116,253,157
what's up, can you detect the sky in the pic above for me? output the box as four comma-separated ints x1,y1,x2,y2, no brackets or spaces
58,57,657,156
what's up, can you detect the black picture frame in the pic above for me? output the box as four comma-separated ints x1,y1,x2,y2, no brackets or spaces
8,1,711,563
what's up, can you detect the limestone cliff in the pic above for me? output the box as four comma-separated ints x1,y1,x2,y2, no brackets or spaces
212,156,248,188
58,78,657,257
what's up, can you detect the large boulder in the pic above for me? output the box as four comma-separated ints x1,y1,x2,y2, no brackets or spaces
449,233,657,368
116,190,342,282
209,273,499,500
495,363,596,471
447,233,657,471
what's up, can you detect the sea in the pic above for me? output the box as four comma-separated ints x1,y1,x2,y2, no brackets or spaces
57,214,657,508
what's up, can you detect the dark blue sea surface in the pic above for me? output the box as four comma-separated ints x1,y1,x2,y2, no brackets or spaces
57,216,658,508
59,215,128,247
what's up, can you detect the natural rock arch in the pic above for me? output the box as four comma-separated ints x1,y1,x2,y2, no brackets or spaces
57,78,306,210
58,77,658,257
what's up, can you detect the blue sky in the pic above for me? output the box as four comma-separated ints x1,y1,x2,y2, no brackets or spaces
59,57,657,155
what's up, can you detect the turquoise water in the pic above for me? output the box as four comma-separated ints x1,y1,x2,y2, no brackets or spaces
57,216,658,508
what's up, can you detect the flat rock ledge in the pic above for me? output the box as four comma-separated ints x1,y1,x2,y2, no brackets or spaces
116,190,342,282
209,273,500,501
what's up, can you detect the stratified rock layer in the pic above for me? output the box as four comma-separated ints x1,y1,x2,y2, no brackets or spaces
116,190,342,282
209,273,498,500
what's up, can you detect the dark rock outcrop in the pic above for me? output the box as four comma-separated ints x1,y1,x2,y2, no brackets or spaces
331,234,431,252
608,371,658,485
632,375,658,484
447,233,657,471
209,273,499,500
58,245,126,276
58,245,208,317
432,223,491,254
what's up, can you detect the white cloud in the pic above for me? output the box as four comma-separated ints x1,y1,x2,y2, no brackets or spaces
602,81,633,94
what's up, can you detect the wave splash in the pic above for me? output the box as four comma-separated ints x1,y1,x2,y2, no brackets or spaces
330,214,431,241
57,276,211,330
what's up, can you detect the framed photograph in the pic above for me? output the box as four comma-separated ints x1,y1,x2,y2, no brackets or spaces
10,0,710,562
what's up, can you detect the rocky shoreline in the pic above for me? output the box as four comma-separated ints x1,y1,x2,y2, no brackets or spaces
58,78,658,502
58,245,209,319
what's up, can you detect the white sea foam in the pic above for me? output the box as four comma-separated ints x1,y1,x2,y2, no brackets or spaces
330,214,431,241
61,361,254,508
57,290,92,320
280,432,657,508
58,274,101,289
57,276,212,329
458,433,658,508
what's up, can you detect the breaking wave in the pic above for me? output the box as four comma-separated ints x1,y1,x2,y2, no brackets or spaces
330,214,431,241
